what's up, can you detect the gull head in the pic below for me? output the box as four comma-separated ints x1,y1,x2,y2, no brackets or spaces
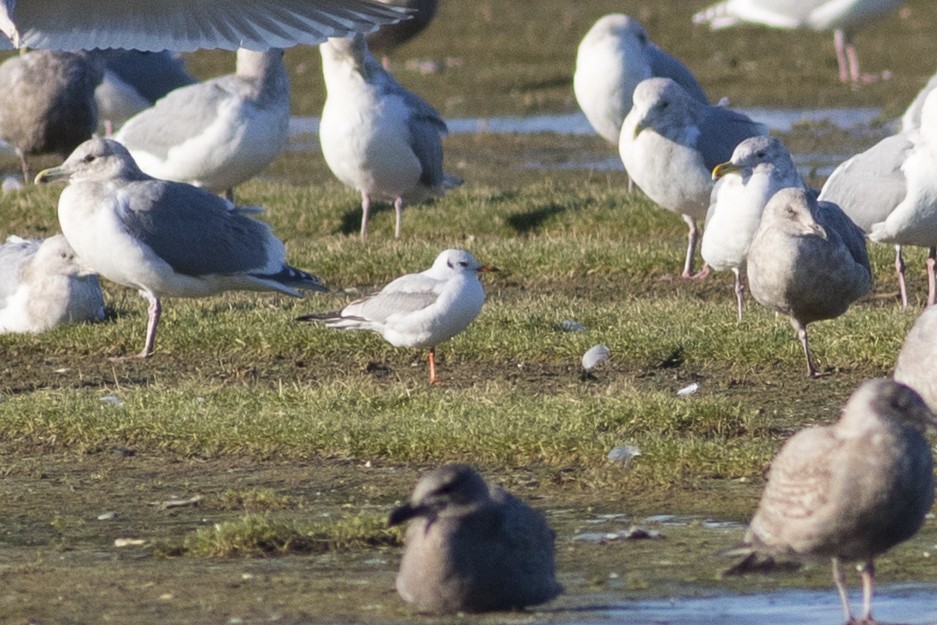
432,248,498,277
581,13,651,54
320,32,370,69
845,379,937,435
32,234,96,278
713,136,795,181
388,464,491,526
35,138,144,185
762,188,827,240
630,77,690,138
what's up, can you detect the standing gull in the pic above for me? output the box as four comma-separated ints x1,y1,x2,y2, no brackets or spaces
319,33,461,241
114,48,289,200
0,0,408,51
693,0,905,83
894,305,937,412
388,464,562,614
729,378,935,624
34,138,327,360
298,249,494,385
619,77,767,277
746,188,871,377
0,234,104,333
574,14,708,147
702,136,804,319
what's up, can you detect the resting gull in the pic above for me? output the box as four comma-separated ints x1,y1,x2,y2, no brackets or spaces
746,188,871,377
389,464,562,613
319,33,460,240
114,48,289,200
0,0,408,51
894,305,937,412
729,378,935,623
34,138,327,360
298,248,494,385
0,234,104,333
702,136,804,320
574,14,708,147
619,77,767,277
693,0,905,82
0,50,103,183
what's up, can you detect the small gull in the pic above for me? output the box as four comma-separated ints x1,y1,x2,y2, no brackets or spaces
0,0,408,51
34,138,327,360
0,234,104,333
702,136,804,320
367,0,439,60
574,14,708,147
730,378,935,623
388,464,562,614
114,48,289,200
0,50,103,183
319,33,461,241
693,0,905,83
619,77,767,277
746,188,871,377
894,305,937,412
298,248,494,385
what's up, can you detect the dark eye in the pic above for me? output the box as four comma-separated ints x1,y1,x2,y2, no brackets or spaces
756,151,765,158
83,154,95,163
459,261,469,267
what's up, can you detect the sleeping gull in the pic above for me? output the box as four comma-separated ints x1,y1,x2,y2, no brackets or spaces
0,234,105,333
692,0,905,82
388,464,562,613
298,248,494,385
0,50,103,183
0,0,408,51
702,136,804,320
619,77,767,277
114,48,289,200
746,188,871,377
729,378,935,623
367,0,439,59
894,305,937,412
319,33,461,241
34,138,327,360
574,14,708,147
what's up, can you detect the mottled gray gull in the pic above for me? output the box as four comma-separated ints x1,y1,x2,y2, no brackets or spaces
0,50,103,183
298,249,494,385
34,138,327,360
894,305,937,412
388,464,562,613
702,136,804,320
114,49,289,200
319,33,461,241
693,0,904,82
730,378,935,623
0,0,407,51
619,77,767,277
747,188,871,377
574,14,708,146
0,234,104,333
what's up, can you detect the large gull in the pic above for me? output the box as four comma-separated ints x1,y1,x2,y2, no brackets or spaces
693,0,905,83
702,136,803,320
893,305,937,412
298,248,494,385
619,77,767,277
34,138,327,361
0,234,104,333
114,49,289,200
746,188,871,377
388,464,562,613
729,378,935,623
574,14,708,147
319,33,460,241
0,0,408,52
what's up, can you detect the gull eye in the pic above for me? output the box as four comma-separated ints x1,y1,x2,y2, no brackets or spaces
459,260,469,267
756,151,765,158
82,154,95,163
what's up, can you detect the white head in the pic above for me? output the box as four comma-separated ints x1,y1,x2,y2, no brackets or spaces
34,138,145,185
429,249,497,276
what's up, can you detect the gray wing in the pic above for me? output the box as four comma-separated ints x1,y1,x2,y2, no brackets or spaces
405,96,448,187
817,199,871,272
0,0,407,51
343,273,442,323
116,180,272,277
696,106,768,171
647,46,708,104
104,51,195,103
818,133,911,232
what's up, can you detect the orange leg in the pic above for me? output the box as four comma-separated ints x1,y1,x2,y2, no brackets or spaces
428,347,440,385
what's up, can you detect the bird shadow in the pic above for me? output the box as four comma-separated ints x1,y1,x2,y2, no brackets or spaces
506,202,567,235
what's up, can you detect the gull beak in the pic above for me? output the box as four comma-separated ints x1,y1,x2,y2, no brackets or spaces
712,161,741,180
476,264,499,273
388,502,430,527
633,120,647,138
34,165,70,185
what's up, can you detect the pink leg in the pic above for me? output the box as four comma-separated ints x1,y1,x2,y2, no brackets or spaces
845,41,862,83
831,558,855,623
681,214,699,278
18,151,29,185
833,30,850,83
110,292,160,361
793,320,819,378
928,247,936,306
360,192,371,241
733,267,745,321
859,559,875,623
428,347,439,385
895,245,908,308
394,196,404,239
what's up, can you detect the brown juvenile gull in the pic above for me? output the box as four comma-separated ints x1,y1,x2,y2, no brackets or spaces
298,249,494,385
894,304,937,412
34,138,327,361
746,188,871,377
729,378,935,624
0,234,104,333
319,33,461,241
114,49,289,201
619,77,767,277
0,50,103,183
388,464,562,614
